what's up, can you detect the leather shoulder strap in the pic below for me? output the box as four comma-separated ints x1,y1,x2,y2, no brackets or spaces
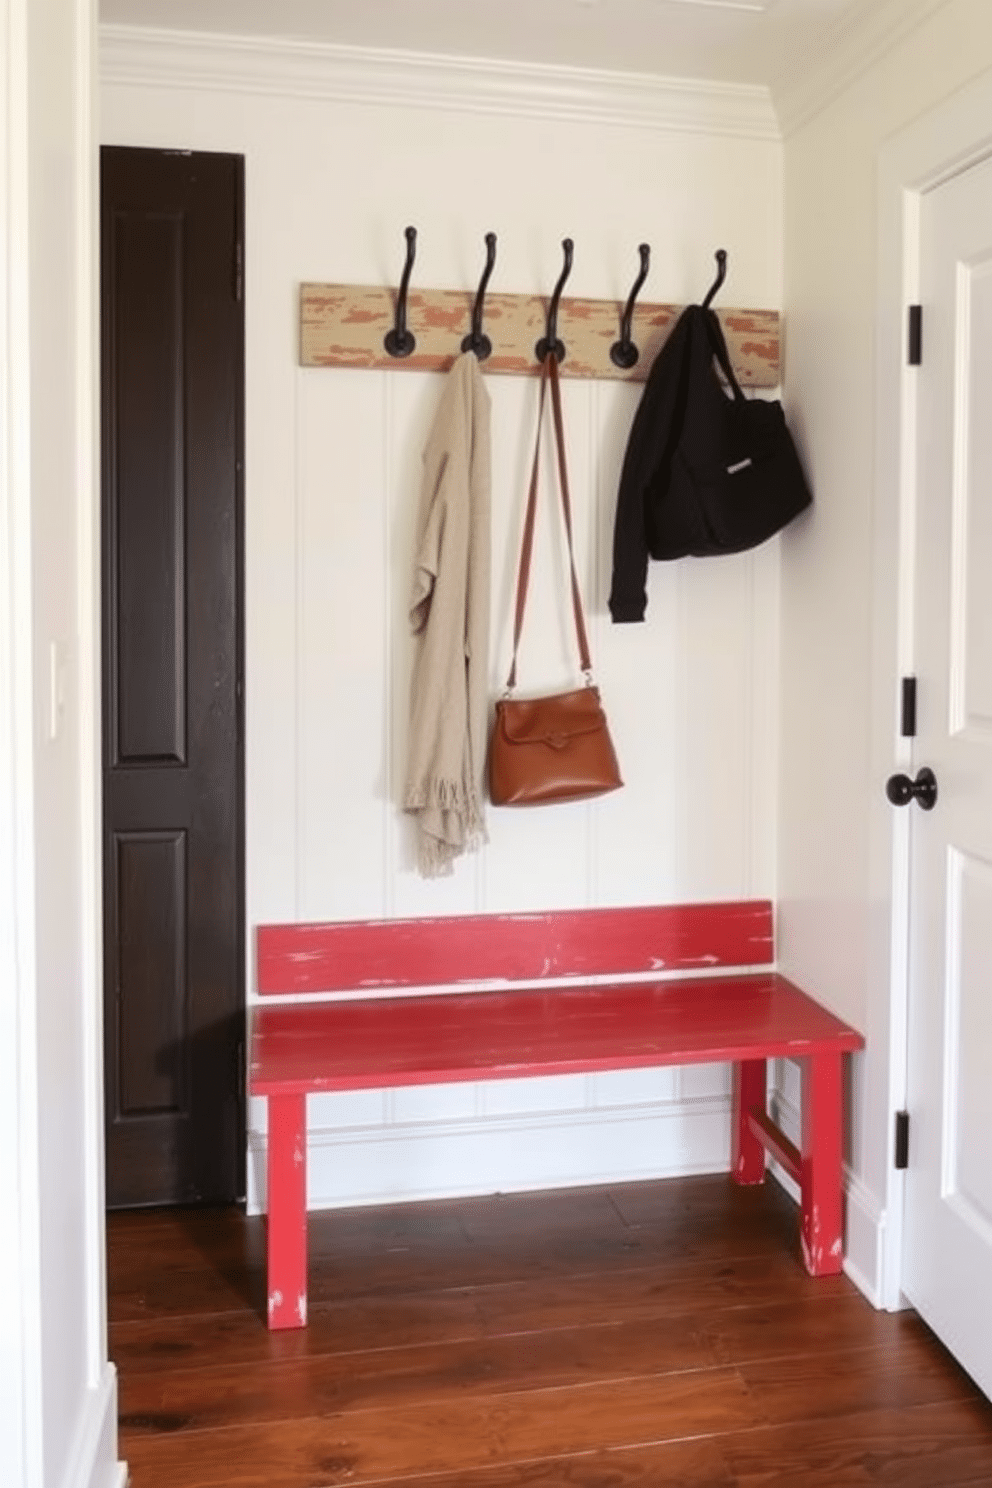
506,353,593,691
548,355,593,677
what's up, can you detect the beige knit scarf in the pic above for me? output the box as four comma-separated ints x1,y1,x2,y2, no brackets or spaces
403,352,491,876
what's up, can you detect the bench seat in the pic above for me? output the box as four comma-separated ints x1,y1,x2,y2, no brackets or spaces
251,972,860,1091
250,904,864,1330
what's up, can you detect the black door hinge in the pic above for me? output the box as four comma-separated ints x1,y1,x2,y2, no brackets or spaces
894,1110,910,1170
908,305,922,366
236,1039,245,1103
901,676,917,738
234,241,244,303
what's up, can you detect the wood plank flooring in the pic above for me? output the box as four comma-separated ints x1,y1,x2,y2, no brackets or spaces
108,1175,992,1486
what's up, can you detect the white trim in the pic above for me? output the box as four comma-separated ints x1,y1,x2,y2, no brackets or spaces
0,0,26,1468
1,0,43,1476
74,0,109,1390
874,67,992,1313
96,2,952,145
842,1166,888,1308
58,1365,122,1488
98,24,779,141
247,1095,736,1214
774,0,950,138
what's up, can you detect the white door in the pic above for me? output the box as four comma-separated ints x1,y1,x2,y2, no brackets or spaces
901,152,992,1399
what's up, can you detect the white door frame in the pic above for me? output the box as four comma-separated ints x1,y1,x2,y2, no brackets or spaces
873,69,992,1312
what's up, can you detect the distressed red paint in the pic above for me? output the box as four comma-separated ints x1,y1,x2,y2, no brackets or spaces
257,901,774,996
299,283,780,385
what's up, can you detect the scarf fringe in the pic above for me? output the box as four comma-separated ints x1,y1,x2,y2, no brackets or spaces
405,777,487,878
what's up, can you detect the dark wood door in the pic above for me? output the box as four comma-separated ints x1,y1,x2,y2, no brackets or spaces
101,147,245,1208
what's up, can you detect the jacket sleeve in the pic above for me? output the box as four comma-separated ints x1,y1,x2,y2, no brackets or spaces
608,430,651,623
608,310,694,622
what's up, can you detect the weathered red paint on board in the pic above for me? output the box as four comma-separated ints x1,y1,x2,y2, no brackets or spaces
800,1052,846,1276
300,283,780,385
256,901,774,997
250,972,861,1097
266,1093,308,1331
732,1058,768,1185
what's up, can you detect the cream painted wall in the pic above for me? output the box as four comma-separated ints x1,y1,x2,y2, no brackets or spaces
779,0,992,1301
101,38,785,1211
1,0,120,1481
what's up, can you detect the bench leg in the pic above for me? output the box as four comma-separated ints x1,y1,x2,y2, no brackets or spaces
731,1058,767,1184
266,1092,308,1329
800,1052,844,1277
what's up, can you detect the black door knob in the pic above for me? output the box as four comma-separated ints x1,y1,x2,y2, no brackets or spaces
886,766,938,811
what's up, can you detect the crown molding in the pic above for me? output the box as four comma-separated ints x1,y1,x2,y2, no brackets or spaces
98,24,780,141
772,0,952,137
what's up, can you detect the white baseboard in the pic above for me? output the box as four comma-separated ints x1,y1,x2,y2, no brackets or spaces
60,1363,125,1488
247,1094,733,1214
841,1167,886,1308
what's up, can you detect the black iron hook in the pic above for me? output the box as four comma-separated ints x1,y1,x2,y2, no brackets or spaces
384,225,417,357
461,232,497,359
701,248,727,310
610,243,651,370
535,238,574,363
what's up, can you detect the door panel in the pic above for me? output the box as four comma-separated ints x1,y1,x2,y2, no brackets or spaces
902,152,992,1399
112,207,186,764
115,831,187,1116
101,147,244,1208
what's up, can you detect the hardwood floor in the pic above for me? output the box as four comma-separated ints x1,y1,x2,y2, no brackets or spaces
108,1175,992,1486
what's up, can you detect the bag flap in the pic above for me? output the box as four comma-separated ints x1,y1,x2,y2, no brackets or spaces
496,688,605,748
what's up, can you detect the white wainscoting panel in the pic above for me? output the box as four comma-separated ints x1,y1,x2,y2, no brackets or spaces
248,1068,736,1214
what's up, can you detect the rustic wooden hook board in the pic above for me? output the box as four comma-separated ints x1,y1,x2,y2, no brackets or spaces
300,283,780,387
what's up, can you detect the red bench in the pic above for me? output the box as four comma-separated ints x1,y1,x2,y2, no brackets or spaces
250,901,864,1330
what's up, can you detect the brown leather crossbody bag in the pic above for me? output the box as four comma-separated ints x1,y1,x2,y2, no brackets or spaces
488,354,622,807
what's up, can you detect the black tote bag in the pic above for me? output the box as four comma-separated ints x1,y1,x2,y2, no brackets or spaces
609,306,813,621
663,309,812,557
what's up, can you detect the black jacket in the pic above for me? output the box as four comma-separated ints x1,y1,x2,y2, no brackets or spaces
608,305,811,622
